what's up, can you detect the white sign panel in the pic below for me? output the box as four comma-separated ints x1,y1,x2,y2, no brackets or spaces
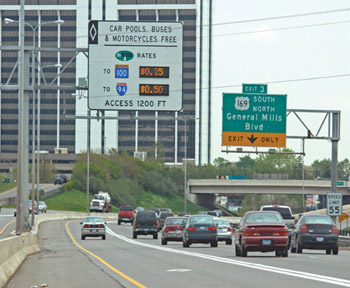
327,192,342,216
88,21,183,111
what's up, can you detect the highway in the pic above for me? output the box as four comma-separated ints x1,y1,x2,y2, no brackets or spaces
5,219,350,288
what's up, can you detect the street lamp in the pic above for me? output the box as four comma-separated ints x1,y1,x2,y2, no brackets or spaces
36,63,62,213
4,17,64,225
183,117,199,213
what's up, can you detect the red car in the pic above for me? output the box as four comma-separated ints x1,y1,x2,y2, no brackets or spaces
234,211,289,257
161,216,187,245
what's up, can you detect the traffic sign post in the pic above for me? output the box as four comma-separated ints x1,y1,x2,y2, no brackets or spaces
222,89,287,147
327,192,342,216
88,21,183,111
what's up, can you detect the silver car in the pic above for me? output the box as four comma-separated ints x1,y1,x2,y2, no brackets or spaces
80,216,106,240
213,217,232,245
38,201,47,213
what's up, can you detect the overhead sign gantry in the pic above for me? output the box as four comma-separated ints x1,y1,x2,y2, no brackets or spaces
88,21,183,111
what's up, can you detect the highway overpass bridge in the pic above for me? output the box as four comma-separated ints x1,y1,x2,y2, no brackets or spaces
187,179,350,207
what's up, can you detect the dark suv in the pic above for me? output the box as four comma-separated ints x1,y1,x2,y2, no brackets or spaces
133,210,159,239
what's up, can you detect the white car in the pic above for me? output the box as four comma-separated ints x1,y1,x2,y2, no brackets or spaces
38,201,47,213
213,217,232,245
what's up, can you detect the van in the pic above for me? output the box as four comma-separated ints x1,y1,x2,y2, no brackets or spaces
133,210,159,239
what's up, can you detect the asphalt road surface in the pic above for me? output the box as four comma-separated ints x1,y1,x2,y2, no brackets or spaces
5,219,350,288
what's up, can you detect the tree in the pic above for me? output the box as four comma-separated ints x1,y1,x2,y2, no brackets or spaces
236,155,256,178
338,159,350,180
311,159,331,179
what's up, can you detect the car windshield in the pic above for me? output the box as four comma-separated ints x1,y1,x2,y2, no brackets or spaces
166,218,186,225
85,217,103,223
214,219,229,226
304,216,333,225
160,213,173,219
120,206,133,211
261,207,292,218
246,212,283,224
190,216,213,225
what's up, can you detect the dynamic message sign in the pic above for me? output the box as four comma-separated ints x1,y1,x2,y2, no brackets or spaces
222,92,287,147
88,21,183,111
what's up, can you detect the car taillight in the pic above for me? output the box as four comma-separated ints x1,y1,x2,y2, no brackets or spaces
164,227,169,232
244,230,260,236
208,227,216,231
332,224,338,234
188,227,197,231
228,227,232,232
300,224,308,233
134,221,137,226
98,224,105,228
156,220,159,227
84,224,89,228
273,230,288,236
131,213,134,218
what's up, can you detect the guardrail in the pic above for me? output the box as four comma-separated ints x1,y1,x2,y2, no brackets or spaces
0,212,118,288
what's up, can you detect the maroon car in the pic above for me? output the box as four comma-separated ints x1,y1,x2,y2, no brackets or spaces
234,211,289,257
161,216,187,245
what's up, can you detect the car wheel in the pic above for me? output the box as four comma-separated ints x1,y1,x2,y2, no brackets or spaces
153,233,158,240
81,235,85,240
102,235,106,240
133,233,137,239
183,239,190,248
235,244,241,256
326,248,332,255
161,238,167,245
333,246,339,255
282,247,288,257
275,250,282,257
241,245,247,257
211,241,218,248
118,220,121,225
226,239,232,245
296,240,303,254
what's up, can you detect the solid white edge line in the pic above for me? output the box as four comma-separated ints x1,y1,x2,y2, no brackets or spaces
106,227,350,287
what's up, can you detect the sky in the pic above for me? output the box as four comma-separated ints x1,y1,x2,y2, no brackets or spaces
211,0,350,165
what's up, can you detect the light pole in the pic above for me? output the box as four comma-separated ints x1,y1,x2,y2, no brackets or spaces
36,63,61,214
4,17,64,223
183,117,198,213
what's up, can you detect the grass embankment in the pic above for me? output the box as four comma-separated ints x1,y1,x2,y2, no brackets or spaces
44,189,207,214
0,183,16,194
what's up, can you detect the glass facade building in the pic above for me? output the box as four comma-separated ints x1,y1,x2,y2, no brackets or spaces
0,0,212,165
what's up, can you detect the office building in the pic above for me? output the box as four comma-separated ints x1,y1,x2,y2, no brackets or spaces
0,0,212,168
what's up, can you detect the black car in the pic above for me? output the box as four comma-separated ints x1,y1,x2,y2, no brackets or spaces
290,214,339,255
133,210,159,239
183,215,218,247
158,211,174,231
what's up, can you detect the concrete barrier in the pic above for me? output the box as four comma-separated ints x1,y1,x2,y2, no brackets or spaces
0,212,118,288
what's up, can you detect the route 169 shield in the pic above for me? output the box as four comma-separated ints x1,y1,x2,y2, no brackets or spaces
116,83,127,96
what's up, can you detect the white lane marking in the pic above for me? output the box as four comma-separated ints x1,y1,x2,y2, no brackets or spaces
0,215,15,217
166,269,192,272
106,227,350,287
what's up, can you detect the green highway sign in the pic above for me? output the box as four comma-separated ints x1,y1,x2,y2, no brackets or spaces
222,92,287,147
243,83,268,94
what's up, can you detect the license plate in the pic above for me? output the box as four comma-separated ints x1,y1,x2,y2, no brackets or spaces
176,230,182,233
200,226,207,230
143,228,148,231
262,239,272,245
316,237,324,242
91,229,97,232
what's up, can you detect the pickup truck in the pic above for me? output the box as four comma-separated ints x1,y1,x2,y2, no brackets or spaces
259,205,296,248
118,205,134,225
